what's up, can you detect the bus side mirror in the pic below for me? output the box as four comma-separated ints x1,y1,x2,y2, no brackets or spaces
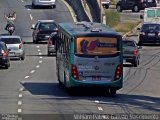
140,15,143,19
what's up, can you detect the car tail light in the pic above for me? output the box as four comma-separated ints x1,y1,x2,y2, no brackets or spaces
71,64,79,80
140,32,146,35
48,38,52,45
19,43,22,49
134,48,137,56
1,50,7,58
158,32,160,36
36,29,41,33
114,65,122,80
141,0,143,3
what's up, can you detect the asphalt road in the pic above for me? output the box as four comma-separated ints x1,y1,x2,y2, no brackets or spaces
0,1,160,120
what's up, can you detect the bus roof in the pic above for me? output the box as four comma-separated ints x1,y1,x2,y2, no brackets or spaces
58,22,120,37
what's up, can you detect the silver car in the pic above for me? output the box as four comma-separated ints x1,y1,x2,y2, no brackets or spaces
0,36,25,60
32,0,56,8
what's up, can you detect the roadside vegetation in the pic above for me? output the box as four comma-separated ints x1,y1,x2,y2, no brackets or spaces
105,9,140,34
110,0,118,5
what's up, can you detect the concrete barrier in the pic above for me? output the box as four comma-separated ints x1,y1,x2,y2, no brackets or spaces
65,0,90,22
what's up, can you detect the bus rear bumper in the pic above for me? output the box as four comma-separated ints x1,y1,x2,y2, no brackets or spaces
68,78,123,90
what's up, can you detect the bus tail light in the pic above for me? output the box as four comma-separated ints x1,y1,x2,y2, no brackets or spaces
71,64,79,80
114,65,122,80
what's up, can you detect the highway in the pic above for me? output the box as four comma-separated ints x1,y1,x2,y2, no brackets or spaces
0,0,159,120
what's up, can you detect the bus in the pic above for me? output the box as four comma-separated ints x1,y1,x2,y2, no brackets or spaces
141,7,160,23
56,21,123,95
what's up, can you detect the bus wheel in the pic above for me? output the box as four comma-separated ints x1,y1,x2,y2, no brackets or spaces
57,67,62,87
64,72,67,89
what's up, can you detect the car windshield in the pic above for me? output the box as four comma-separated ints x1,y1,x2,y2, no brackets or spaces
0,38,21,44
142,24,160,30
39,23,57,30
123,41,135,47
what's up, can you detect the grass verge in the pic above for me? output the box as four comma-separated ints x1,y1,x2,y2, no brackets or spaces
105,9,140,35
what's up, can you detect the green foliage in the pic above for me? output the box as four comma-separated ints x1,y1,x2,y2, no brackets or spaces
105,10,120,27
110,0,118,5
114,22,139,33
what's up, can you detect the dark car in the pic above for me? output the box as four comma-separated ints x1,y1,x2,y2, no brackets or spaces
102,0,110,9
0,42,10,69
47,32,57,56
31,20,58,44
138,23,160,45
123,39,141,67
116,0,157,12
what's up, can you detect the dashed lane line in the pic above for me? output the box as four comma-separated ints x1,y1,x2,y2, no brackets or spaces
19,94,23,98
39,52,42,55
18,109,22,113
36,46,40,48
36,65,40,68
39,60,43,64
30,70,35,74
25,76,29,79
98,107,103,111
40,56,43,59
18,101,22,105
19,88,24,91
30,14,33,20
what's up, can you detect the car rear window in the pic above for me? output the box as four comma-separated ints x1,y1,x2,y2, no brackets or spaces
123,41,135,47
39,23,57,30
142,24,160,30
0,38,21,44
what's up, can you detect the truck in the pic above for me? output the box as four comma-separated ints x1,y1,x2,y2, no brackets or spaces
141,7,160,23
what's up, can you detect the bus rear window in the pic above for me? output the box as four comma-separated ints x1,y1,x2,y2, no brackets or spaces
76,37,118,56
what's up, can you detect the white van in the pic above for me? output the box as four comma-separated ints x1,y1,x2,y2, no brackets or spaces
141,7,160,23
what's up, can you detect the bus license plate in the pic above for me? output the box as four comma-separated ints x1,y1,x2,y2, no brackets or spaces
92,76,101,81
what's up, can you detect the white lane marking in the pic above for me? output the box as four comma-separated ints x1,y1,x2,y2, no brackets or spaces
36,65,40,68
39,60,43,63
39,52,42,55
20,0,24,2
36,46,40,48
18,101,22,105
18,109,22,113
25,76,29,79
19,88,24,91
38,49,41,52
30,14,33,20
40,56,43,59
30,70,35,74
18,117,22,120
19,94,23,98
98,107,103,111
95,100,100,104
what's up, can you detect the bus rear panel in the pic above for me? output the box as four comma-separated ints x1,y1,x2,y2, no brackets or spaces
70,36,123,90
